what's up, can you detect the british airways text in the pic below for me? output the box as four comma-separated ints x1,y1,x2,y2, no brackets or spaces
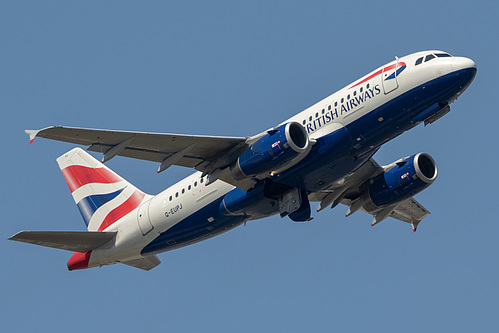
305,84,381,133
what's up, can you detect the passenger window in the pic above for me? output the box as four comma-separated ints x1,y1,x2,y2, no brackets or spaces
309,116,312,121
188,185,191,190
328,105,331,110
302,120,306,125
353,91,357,96
341,98,344,103
322,109,325,114
182,189,185,194
200,178,203,184
315,112,318,117
360,87,363,93
425,54,435,62
415,57,423,66
366,83,370,89
194,181,197,187
334,101,338,107
175,192,178,198
347,94,350,100
169,196,172,201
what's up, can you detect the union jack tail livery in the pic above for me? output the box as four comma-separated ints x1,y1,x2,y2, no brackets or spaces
57,148,148,231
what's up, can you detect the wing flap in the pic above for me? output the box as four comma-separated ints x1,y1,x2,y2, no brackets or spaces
121,255,161,271
9,231,117,252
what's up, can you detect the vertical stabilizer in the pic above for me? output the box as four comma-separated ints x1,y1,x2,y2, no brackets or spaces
57,148,148,231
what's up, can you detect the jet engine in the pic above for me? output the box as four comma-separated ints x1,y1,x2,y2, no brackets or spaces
361,153,437,212
230,122,310,180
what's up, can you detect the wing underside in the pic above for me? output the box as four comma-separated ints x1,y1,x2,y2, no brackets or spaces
309,157,431,230
27,126,247,171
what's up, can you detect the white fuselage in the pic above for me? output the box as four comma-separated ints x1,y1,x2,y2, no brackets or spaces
87,50,476,268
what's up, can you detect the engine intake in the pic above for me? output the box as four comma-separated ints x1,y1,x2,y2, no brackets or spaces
231,122,310,180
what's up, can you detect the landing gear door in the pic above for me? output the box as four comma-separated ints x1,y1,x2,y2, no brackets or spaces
382,58,399,94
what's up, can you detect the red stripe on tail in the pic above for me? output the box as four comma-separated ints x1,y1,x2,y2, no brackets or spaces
61,165,123,193
98,190,146,231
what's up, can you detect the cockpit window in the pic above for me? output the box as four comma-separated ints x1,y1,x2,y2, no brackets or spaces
425,54,436,62
435,53,452,58
416,53,452,66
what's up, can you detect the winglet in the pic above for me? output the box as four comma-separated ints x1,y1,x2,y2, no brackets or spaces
25,126,59,143
25,129,41,143
411,221,420,232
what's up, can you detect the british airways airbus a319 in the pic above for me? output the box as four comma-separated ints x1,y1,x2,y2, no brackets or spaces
10,51,476,271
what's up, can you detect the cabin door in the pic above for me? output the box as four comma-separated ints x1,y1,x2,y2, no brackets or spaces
138,200,154,235
382,59,399,94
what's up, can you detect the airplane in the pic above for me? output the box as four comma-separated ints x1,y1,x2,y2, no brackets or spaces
9,50,476,271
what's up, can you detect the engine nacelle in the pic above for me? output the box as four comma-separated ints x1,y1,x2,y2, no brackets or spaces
231,122,310,180
361,153,437,212
219,182,279,219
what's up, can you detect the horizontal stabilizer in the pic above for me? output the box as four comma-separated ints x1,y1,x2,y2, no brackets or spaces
121,255,161,271
9,231,117,252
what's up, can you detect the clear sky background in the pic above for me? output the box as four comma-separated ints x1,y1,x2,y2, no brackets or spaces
1,1,497,332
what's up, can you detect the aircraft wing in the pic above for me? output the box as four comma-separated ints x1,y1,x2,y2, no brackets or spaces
309,157,430,231
387,197,429,223
26,125,248,175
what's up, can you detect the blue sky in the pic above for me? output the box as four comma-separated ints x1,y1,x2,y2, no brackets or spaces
2,1,497,332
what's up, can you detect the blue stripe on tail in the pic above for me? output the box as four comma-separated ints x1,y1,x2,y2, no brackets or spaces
76,188,124,226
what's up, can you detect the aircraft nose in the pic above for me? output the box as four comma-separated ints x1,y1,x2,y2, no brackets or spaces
446,56,476,100
453,56,477,72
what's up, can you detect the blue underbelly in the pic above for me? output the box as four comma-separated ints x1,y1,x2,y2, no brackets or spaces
141,197,247,256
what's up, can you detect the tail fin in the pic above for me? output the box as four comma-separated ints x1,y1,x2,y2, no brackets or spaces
57,148,147,231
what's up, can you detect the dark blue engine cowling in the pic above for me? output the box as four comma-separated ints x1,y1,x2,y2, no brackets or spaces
361,153,437,211
231,122,310,180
